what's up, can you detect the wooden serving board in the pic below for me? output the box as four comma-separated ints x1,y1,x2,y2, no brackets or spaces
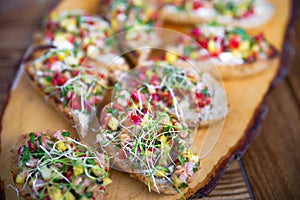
0,0,292,199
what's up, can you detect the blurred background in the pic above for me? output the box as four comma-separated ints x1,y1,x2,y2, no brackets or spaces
0,0,299,199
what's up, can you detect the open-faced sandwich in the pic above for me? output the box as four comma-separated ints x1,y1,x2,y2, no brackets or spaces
11,130,111,200
111,64,228,126
159,0,274,29
97,101,200,195
108,0,161,66
35,10,129,74
25,48,108,136
141,23,279,78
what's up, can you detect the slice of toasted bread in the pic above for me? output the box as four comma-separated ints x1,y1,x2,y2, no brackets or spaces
24,47,109,137
97,102,201,195
11,130,110,199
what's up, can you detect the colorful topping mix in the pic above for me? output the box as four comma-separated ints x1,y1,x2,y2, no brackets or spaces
113,64,212,124
109,0,160,49
33,49,107,111
191,23,277,63
32,49,107,132
163,0,255,19
110,0,158,32
164,23,277,65
214,0,254,19
14,130,111,199
41,10,121,61
97,102,200,192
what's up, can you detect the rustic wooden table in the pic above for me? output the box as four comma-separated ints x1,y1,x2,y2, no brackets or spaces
0,0,299,199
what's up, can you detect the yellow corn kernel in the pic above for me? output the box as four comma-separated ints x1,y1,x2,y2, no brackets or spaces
103,177,112,186
108,116,119,131
165,52,178,64
208,40,217,53
239,40,251,52
56,141,67,151
111,19,118,32
49,12,58,20
16,172,26,184
223,10,233,17
49,186,63,200
156,170,167,177
160,135,168,146
190,51,199,60
57,53,65,61
73,165,84,176
184,149,192,159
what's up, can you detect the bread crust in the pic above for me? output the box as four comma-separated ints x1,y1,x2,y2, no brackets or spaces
130,173,178,195
10,135,33,200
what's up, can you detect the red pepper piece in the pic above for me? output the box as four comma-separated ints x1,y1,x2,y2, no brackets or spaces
229,35,241,49
27,141,36,151
255,33,264,43
193,1,204,10
52,73,67,86
198,38,208,49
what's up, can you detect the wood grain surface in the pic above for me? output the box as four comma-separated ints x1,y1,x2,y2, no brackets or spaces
0,0,298,200
243,1,300,199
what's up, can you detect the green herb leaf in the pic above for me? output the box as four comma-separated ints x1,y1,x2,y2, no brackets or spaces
21,146,30,165
29,132,35,143
62,132,71,137
87,158,96,165
112,109,119,117
180,182,189,188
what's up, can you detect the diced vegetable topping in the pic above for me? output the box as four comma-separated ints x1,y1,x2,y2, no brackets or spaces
41,10,119,59
32,49,107,116
14,130,110,199
163,0,255,19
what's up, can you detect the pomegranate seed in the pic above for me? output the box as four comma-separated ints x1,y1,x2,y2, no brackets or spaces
196,92,204,99
130,113,142,125
131,91,145,103
69,35,76,44
192,28,201,38
193,1,203,10
152,93,160,101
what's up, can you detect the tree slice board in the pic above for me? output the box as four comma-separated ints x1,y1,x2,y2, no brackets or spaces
0,0,292,199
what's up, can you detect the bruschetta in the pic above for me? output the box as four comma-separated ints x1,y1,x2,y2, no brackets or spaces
97,102,200,195
11,130,111,200
160,0,274,29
